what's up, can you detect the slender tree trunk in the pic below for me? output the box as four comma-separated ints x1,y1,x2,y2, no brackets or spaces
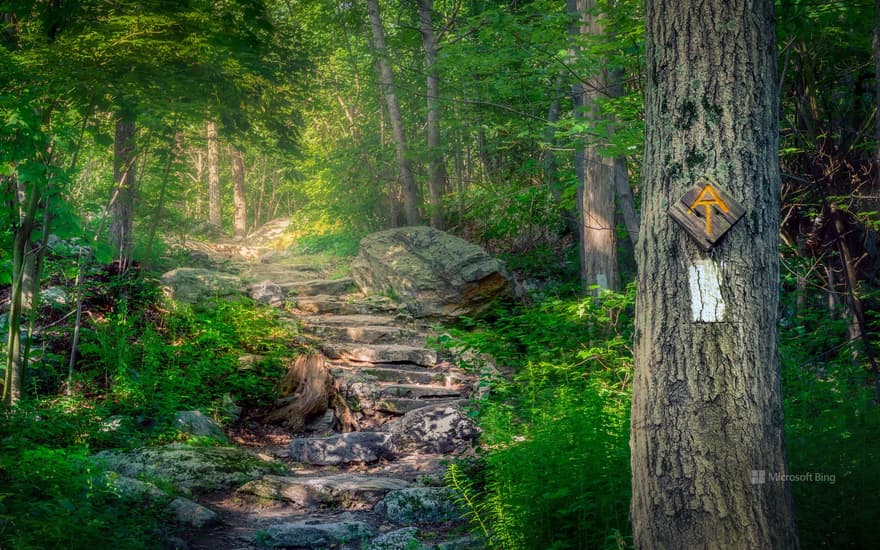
631,1,799,548
230,146,248,239
574,0,619,292
3,179,40,405
366,0,421,226
206,121,222,229
110,112,136,267
418,0,446,229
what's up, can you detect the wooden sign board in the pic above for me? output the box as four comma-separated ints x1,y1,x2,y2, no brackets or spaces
669,178,746,251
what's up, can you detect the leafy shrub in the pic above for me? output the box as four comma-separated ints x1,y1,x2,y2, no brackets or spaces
444,287,634,549
0,408,162,549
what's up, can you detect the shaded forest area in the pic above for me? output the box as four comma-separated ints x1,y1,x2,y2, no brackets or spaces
2,0,879,548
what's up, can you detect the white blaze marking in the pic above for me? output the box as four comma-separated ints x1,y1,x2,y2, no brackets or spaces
688,260,725,322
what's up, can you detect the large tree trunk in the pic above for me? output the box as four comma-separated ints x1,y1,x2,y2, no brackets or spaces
206,120,222,229
630,1,799,548
366,0,421,226
230,146,248,239
418,0,446,229
110,112,136,267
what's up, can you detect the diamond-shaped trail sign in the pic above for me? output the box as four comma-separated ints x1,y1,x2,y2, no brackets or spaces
669,177,746,251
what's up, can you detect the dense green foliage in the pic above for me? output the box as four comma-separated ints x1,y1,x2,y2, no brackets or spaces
441,289,635,549
0,268,294,548
3,0,880,547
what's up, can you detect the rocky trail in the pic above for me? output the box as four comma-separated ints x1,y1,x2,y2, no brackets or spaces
116,224,503,550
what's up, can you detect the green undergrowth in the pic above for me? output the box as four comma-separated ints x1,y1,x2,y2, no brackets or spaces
778,300,880,549
441,282,880,549
1,271,298,548
440,286,635,549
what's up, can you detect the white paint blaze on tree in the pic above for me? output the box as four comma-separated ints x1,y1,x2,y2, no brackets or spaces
630,1,799,548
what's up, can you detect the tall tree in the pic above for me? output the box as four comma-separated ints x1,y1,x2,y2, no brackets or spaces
366,0,421,226
231,145,248,238
630,1,799,548
418,0,446,229
575,0,620,292
206,121,222,229
109,111,137,267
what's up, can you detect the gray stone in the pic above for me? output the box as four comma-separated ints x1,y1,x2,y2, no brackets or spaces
284,277,356,296
256,520,374,548
368,527,421,550
168,497,220,528
96,443,276,493
323,343,438,367
245,217,291,247
173,410,228,443
248,280,286,306
375,487,464,525
288,432,395,465
161,268,242,305
390,402,478,454
295,296,362,315
350,227,510,319
42,286,68,308
237,473,410,509
106,474,218,528
303,408,335,434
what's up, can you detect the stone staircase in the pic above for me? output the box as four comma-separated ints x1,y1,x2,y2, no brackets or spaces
180,250,480,549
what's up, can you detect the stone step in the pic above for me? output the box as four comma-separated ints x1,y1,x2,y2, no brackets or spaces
379,384,462,399
278,277,356,297
236,473,410,510
255,520,374,549
302,314,401,327
241,269,322,284
288,431,395,465
323,343,438,367
295,296,363,315
304,324,418,344
375,396,462,415
329,363,449,385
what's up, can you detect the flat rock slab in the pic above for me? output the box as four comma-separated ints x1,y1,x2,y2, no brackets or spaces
375,397,462,415
288,432,395,465
281,278,356,296
303,314,400,327
330,364,448,386
375,487,464,525
305,324,417,344
95,444,276,493
237,473,410,509
161,268,242,305
379,384,461,399
323,343,438,367
296,296,363,315
256,520,375,548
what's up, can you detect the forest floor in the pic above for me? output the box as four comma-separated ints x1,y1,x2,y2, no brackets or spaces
172,235,478,549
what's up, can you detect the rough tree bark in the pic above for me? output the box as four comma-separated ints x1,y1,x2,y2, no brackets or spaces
574,0,619,292
109,112,136,267
418,0,446,229
630,1,799,548
230,145,248,239
366,0,421,226
206,120,222,229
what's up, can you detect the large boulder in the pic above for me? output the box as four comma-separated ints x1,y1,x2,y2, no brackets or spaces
161,267,242,306
95,443,276,494
389,401,478,454
350,227,510,319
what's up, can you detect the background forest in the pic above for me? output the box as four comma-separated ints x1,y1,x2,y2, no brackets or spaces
2,0,879,548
